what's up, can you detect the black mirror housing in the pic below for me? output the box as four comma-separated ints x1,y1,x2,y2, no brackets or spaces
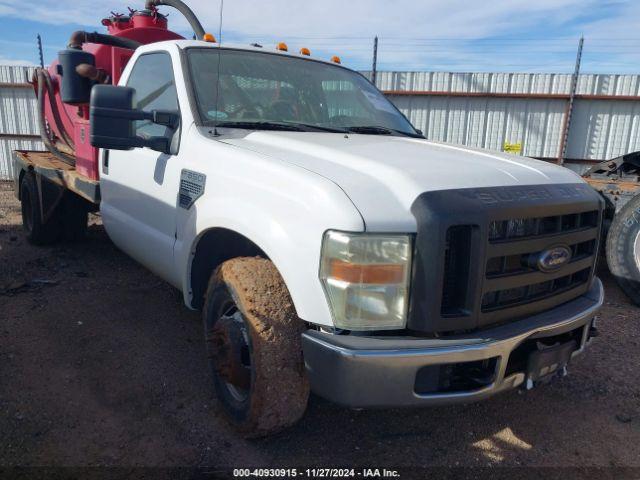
90,85,136,150
89,85,177,154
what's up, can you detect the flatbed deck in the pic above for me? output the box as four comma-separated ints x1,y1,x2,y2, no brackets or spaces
13,150,100,204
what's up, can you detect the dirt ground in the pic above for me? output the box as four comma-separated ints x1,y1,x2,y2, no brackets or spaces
1,180,639,475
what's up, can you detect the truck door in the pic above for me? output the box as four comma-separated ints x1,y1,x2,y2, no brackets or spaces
100,51,183,286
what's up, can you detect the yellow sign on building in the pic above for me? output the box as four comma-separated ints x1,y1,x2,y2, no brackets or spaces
503,142,522,154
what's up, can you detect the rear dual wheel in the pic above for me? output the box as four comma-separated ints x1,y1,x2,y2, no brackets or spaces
203,257,309,437
20,172,88,245
21,172,61,245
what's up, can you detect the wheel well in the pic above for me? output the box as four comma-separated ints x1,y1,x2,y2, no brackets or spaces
190,228,267,310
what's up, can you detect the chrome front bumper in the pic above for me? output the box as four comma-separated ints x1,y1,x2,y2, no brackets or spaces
301,278,604,408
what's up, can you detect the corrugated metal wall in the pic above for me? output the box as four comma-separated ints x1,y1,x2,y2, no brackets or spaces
371,71,640,96
389,94,566,158
568,99,640,160
0,65,43,180
366,71,640,164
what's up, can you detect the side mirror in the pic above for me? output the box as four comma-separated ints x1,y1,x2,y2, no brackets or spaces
89,85,179,154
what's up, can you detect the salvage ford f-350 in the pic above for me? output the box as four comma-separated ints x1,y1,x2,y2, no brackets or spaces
13,0,604,436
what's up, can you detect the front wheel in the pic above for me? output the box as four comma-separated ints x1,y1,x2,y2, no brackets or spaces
202,257,309,437
607,194,640,305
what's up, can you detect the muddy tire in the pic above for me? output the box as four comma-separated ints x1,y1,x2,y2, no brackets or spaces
203,257,309,437
20,172,61,245
607,194,640,305
61,193,88,242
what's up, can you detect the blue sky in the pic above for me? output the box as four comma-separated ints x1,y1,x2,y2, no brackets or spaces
0,0,638,73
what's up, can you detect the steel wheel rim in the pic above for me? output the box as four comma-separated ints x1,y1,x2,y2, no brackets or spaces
226,382,249,403
218,304,251,403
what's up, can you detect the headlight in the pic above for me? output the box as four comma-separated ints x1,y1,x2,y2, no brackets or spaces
319,230,412,331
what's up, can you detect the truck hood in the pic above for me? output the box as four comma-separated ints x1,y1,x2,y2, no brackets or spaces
219,131,584,231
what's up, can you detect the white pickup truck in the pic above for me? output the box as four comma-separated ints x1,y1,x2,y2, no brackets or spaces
14,39,604,437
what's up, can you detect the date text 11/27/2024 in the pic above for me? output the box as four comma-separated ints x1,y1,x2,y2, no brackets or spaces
232,468,401,478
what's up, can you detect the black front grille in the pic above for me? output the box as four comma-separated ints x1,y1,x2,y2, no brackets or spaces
481,267,591,312
478,211,600,324
441,226,474,317
408,183,604,334
489,211,599,242
486,239,597,278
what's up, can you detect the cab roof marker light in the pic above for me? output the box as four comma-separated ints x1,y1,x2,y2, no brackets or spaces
276,42,288,52
331,55,341,64
203,33,217,43
300,47,311,56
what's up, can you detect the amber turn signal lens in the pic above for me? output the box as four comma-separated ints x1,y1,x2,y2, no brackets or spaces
328,260,405,285
203,33,217,43
276,42,289,51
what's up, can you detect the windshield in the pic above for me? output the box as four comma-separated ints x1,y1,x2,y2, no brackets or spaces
186,48,419,136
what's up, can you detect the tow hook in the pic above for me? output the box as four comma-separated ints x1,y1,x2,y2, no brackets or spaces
524,340,576,390
526,365,569,390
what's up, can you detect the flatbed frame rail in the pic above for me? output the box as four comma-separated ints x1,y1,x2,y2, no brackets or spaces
13,150,100,204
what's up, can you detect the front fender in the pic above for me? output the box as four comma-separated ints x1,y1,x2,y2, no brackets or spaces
174,173,364,328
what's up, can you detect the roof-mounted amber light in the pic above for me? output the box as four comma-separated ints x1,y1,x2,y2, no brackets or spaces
203,33,217,43
276,42,289,52
331,55,341,64
300,47,311,56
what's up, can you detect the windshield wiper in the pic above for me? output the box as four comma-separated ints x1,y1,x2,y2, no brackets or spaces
214,120,417,136
281,122,349,133
214,120,348,134
344,125,422,138
214,121,307,132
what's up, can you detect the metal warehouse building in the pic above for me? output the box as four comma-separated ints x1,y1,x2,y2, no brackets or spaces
1,65,640,179
368,71,640,172
0,66,43,180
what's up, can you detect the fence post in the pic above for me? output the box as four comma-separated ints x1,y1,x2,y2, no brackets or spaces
37,34,44,68
371,36,378,86
558,36,584,164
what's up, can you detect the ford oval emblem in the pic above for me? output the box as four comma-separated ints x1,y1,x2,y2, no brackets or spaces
538,245,572,272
